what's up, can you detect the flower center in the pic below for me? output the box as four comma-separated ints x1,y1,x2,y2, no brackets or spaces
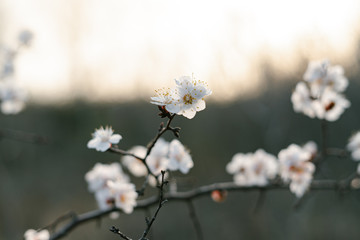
183,94,194,105
289,165,304,174
325,101,335,111
119,194,126,203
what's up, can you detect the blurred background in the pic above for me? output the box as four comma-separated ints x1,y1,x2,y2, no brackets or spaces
1,0,360,239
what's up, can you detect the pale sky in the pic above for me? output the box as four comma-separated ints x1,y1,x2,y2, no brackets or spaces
1,0,359,103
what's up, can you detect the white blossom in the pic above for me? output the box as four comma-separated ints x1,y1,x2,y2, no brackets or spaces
173,76,212,119
167,139,194,174
94,187,114,210
85,162,128,193
226,149,278,186
312,88,350,122
24,229,50,240
150,87,180,114
278,143,316,197
0,79,27,115
347,132,360,161
303,59,348,97
107,180,138,214
87,126,122,152
122,145,148,177
291,82,316,118
146,138,169,176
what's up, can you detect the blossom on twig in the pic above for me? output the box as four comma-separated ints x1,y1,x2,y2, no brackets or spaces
87,126,122,152
122,145,148,177
167,139,194,174
107,180,138,214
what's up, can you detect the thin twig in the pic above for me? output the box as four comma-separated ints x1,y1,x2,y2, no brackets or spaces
139,171,168,240
187,200,204,240
110,226,133,240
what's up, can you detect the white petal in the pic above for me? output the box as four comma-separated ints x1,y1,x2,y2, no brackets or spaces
109,134,122,144
97,142,111,152
87,138,100,149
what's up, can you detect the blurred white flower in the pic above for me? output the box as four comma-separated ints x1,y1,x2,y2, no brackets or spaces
278,143,315,197
303,59,348,97
107,180,138,214
167,139,194,174
226,149,278,186
18,30,33,46
312,88,350,122
347,132,360,161
146,138,169,176
24,229,49,240
0,79,28,115
150,87,180,114
94,187,114,210
87,126,122,152
291,82,316,118
0,48,15,79
85,162,129,193
122,145,148,177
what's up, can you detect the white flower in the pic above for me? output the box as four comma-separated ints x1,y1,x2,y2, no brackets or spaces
312,88,350,122
278,143,315,197
226,150,278,186
174,76,212,119
87,126,122,152
291,82,316,118
347,132,360,161
107,180,138,214
167,139,194,174
24,229,50,240
150,87,180,114
146,138,169,176
94,188,114,210
122,145,148,177
0,79,27,115
303,59,348,97
85,162,129,193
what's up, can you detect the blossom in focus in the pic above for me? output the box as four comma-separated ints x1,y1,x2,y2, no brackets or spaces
303,59,348,97
226,149,278,186
85,162,129,193
87,126,122,152
347,132,360,161
107,180,138,214
146,138,170,176
167,139,194,174
278,143,316,197
24,229,50,240
0,79,27,115
312,88,350,122
122,145,148,177
150,87,180,114
150,75,212,119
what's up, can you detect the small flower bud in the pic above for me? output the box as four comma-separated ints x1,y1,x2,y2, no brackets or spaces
211,190,228,203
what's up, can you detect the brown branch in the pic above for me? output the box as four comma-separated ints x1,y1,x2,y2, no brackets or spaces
47,177,356,240
110,226,133,240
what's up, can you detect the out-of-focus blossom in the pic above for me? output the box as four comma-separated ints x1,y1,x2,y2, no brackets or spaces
146,138,169,176
150,75,212,119
0,79,27,114
291,82,316,118
303,59,348,97
18,30,33,46
167,139,193,174
347,132,360,161
122,145,148,177
85,162,128,193
278,143,315,197
312,88,350,122
87,126,122,152
107,180,138,214
292,60,350,121
0,48,15,79
24,229,50,240
226,149,278,186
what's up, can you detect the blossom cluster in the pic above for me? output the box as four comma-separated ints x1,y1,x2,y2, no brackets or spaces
291,59,350,121
0,30,32,115
347,132,360,175
151,75,212,119
227,142,317,198
85,162,138,214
